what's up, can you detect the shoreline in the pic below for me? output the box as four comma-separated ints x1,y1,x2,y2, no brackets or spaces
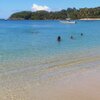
79,18,100,20
0,19,100,100
1,17,100,21
2,18,100,21
0,56,100,100
0,62,100,100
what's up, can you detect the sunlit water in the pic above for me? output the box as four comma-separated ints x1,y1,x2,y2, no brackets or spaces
0,20,100,78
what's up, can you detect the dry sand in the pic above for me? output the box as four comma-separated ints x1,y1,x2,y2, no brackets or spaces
0,60,100,100
79,18,100,20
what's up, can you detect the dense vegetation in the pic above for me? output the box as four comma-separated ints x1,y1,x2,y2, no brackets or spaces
9,7,100,20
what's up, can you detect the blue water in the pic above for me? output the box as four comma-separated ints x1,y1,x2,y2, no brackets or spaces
0,20,100,68
0,20,100,100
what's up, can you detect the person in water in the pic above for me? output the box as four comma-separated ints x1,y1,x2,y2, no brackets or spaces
70,36,74,39
57,36,61,42
81,33,83,36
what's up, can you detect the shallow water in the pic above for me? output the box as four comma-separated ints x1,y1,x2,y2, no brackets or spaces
0,20,100,77
0,20,100,100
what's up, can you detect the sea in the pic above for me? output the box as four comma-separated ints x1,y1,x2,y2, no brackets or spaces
0,20,100,82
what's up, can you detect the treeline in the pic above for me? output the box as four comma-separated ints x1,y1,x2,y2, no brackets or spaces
9,7,100,20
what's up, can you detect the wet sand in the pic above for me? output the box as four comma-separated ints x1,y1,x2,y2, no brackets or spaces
0,57,100,100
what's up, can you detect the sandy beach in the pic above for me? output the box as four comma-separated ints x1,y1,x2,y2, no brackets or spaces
79,18,100,20
0,55,100,100
1,0,100,99
0,19,100,100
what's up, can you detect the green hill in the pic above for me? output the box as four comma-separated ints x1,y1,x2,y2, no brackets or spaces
9,7,100,20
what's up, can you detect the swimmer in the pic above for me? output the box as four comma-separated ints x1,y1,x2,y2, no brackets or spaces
57,36,61,42
81,33,83,36
70,36,74,39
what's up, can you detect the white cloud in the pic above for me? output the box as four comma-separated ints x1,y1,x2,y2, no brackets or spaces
32,4,50,11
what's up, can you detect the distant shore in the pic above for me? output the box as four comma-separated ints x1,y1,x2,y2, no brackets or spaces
3,18,100,21
79,18,100,20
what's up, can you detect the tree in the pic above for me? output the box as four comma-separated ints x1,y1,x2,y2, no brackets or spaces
9,7,100,20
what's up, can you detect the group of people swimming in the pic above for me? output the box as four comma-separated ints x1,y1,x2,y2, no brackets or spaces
57,33,83,42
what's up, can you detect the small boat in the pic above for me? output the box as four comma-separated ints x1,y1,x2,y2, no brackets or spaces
60,20,76,24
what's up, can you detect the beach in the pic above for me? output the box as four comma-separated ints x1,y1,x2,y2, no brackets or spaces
79,18,100,20
0,55,100,100
0,20,100,100
0,0,100,99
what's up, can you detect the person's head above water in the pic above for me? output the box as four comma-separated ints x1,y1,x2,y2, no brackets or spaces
70,36,74,39
81,33,83,36
57,36,61,42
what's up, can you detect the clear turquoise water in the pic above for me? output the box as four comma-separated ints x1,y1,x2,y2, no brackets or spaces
0,20,100,74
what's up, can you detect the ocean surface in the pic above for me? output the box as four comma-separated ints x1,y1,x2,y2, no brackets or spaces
0,20,100,81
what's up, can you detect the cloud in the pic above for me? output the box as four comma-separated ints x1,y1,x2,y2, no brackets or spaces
32,4,50,11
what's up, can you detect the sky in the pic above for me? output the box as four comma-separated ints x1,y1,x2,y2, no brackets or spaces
0,0,100,18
